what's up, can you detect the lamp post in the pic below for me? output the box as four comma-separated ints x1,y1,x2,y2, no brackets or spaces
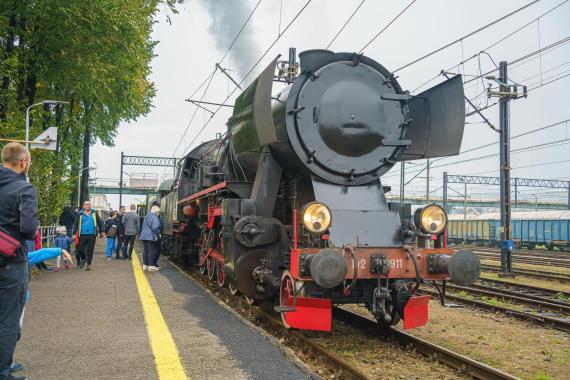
91,163,97,208
25,100,69,149
78,166,95,207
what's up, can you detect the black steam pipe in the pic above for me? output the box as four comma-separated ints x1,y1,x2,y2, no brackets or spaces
343,246,358,296
404,245,422,294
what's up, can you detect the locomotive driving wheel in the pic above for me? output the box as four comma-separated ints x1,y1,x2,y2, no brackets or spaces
207,257,216,281
280,270,304,329
280,271,295,329
216,261,226,287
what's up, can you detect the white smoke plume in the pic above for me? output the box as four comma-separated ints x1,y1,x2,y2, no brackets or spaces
199,0,261,79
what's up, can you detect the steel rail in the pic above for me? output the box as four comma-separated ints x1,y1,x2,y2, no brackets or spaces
444,284,570,313
332,307,520,380
469,283,570,306
254,309,372,380
460,246,570,258
173,258,518,379
481,264,570,282
477,253,570,268
171,258,371,379
421,289,570,333
478,278,570,299
474,249,570,260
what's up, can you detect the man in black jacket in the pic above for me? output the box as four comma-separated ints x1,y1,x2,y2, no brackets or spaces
115,206,125,259
58,206,75,236
0,142,37,380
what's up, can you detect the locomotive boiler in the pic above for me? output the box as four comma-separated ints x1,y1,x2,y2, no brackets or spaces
161,49,481,331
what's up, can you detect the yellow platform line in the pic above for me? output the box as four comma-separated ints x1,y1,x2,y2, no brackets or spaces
131,249,188,379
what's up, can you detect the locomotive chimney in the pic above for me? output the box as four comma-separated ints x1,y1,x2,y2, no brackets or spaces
299,49,334,73
287,47,298,83
288,47,296,66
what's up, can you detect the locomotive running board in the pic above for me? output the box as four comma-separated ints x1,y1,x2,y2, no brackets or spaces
403,295,431,330
279,297,332,331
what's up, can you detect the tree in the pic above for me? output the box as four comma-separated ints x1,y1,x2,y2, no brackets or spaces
0,0,177,223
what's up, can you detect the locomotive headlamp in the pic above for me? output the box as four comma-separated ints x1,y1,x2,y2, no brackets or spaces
414,204,447,235
301,202,332,233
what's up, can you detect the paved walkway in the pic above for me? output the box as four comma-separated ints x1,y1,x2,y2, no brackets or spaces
15,239,310,379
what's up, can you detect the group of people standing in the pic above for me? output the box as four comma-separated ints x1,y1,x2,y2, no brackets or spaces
71,201,163,272
102,205,139,262
71,202,140,269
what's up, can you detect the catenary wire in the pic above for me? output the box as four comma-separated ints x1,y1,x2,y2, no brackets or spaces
171,0,263,157
384,119,570,180
393,0,540,73
172,68,218,156
358,0,417,53
464,69,570,116
326,0,367,49
180,0,314,157
412,0,569,93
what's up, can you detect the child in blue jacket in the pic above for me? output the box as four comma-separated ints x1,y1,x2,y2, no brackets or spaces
53,226,73,271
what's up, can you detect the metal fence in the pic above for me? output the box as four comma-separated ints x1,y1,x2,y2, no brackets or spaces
39,225,58,247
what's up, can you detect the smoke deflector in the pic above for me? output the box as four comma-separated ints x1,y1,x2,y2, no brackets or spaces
398,74,465,161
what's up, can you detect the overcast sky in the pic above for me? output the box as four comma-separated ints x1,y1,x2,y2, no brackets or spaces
90,0,570,209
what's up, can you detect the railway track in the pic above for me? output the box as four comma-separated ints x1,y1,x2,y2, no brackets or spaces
476,252,570,269
423,285,570,333
480,263,570,282
445,283,570,314
170,258,519,380
467,246,570,259
256,304,521,380
331,307,519,380
478,278,570,300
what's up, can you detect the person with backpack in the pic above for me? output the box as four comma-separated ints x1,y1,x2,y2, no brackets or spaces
0,142,37,380
73,200,103,271
104,211,118,261
139,206,161,272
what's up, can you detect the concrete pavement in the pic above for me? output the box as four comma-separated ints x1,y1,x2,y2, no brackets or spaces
15,239,311,379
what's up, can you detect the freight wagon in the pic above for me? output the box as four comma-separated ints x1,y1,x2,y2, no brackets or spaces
447,211,570,250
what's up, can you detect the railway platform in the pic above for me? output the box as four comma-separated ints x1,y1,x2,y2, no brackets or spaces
14,240,311,380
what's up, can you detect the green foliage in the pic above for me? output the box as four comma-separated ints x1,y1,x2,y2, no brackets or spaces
555,292,567,302
0,0,174,223
481,296,499,306
534,373,551,380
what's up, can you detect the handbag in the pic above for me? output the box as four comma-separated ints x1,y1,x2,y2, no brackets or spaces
0,226,20,258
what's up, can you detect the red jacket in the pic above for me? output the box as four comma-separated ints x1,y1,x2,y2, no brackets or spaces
34,228,41,250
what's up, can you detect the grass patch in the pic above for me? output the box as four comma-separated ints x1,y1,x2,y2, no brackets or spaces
456,290,474,300
481,296,499,306
534,373,551,380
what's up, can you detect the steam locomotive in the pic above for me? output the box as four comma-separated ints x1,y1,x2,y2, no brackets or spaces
159,49,481,331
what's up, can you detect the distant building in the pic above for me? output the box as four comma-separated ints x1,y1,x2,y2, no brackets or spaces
129,173,158,189
92,194,111,211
